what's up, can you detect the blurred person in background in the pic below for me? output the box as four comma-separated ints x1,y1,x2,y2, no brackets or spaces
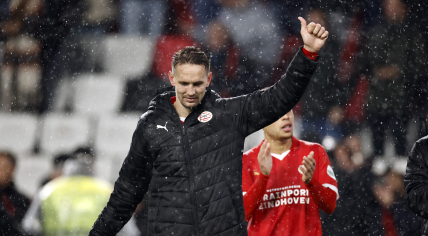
22,147,139,236
0,0,43,112
0,203,27,235
36,0,85,113
36,0,114,113
121,0,196,112
202,19,244,97
39,153,72,187
0,151,31,235
267,0,306,36
90,17,328,236
404,136,428,236
120,0,165,38
363,0,426,159
406,0,428,140
321,139,384,235
374,166,421,235
215,0,282,94
242,110,338,235
299,7,350,143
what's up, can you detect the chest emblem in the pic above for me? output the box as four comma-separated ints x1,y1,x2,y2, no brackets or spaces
156,121,168,132
198,111,213,123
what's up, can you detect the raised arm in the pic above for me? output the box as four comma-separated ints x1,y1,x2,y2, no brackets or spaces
404,137,428,219
89,116,153,236
225,18,328,136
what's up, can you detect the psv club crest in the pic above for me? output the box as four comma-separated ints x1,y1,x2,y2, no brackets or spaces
198,111,213,123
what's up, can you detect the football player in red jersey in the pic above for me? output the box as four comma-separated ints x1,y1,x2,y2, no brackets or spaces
242,110,338,236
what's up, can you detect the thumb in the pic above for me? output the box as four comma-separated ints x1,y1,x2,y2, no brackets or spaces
265,143,271,156
259,141,266,159
298,17,307,32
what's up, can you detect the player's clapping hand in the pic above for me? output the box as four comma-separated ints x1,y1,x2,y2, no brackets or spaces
298,17,328,53
257,141,273,176
299,151,315,184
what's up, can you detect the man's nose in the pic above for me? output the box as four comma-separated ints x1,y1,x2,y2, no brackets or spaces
187,86,196,95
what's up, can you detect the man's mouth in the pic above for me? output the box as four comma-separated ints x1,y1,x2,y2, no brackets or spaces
282,124,292,132
185,97,197,103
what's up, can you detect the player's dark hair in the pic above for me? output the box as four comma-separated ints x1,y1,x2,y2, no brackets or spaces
0,151,17,169
172,46,210,75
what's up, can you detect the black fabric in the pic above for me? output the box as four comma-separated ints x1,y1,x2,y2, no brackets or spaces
121,73,170,113
0,204,24,236
321,164,384,236
0,184,30,224
389,200,422,236
89,48,317,236
0,183,30,236
367,112,408,156
404,136,428,235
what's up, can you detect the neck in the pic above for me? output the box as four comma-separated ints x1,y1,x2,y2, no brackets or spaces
173,102,192,118
264,135,293,154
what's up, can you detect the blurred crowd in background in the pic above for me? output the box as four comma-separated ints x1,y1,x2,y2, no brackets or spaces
1,0,428,235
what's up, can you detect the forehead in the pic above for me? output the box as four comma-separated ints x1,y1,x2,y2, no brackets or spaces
278,110,294,119
174,64,208,79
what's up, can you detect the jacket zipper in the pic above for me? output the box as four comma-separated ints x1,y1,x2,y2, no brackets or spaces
182,125,200,236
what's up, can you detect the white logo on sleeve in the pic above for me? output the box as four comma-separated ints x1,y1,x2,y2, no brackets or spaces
156,121,168,132
327,165,336,180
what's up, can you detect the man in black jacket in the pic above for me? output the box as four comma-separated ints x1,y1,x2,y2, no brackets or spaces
0,152,30,236
405,136,428,235
90,17,329,236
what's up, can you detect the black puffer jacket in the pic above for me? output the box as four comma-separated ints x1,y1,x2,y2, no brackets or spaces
404,135,428,236
90,48,317,236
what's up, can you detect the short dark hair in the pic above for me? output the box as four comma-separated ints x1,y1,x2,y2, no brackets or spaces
0,151,17,169
53,153,72,168
172,46,210,75
72,146,95,164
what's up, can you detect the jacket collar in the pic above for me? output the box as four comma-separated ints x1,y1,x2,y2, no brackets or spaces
148,88,220,115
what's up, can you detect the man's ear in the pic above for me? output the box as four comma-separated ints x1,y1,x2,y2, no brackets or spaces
168,71,175,86
206,72,213,87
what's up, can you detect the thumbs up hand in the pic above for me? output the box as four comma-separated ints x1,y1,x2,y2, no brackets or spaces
298,17,329,53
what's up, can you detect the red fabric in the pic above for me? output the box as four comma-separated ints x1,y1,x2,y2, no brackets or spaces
302,47,318,61
152,35,197,79
281,35,302,64
171,0,196,25
382,208,399,236
337,13,362,82
243,172,269,221
242,137,338,236
225,45,240,80
1,193,16,217
344,74,370,123
305,178,337,214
